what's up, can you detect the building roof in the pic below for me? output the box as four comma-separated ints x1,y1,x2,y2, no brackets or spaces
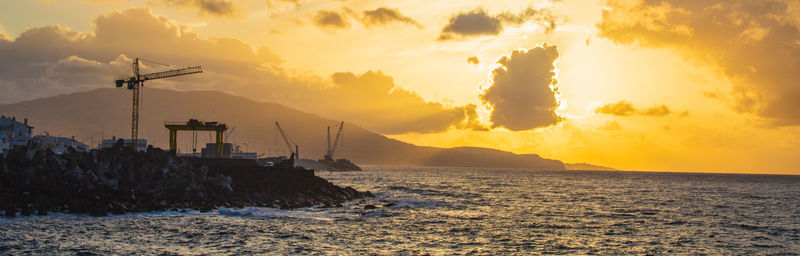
0,116,33,130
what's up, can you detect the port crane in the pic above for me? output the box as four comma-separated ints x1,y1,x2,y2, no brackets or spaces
275,121,298,160
324,122,344,162
114,58,202,150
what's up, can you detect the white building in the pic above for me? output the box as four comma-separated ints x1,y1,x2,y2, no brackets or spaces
32,134,89,154
98,136,148,152
0,115,34,154
200,143,258,159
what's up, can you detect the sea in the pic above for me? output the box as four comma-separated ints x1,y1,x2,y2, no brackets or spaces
1,166,799,255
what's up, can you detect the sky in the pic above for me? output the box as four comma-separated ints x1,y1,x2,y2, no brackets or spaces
1,0,800,174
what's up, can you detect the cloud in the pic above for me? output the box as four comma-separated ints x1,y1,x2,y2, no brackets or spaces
466,56,479,65
156,0,243,18
361,7,422,28
480,45,563,131
266,0,300,8
312,9,351,31
438,9,501,41
595,101,672,117
595,100,635,116
0,8,474,135
438,7,562,41
313,7,422,32
496,7,559,32
598,120,622,131
0,24,10,39
597,0,800,126
327,71,483,133
642,104,671,116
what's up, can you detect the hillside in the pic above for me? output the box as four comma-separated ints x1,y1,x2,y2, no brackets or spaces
0,88,564,170
565,163,617,171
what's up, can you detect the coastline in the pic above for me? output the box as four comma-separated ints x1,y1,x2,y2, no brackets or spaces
0,142,372,217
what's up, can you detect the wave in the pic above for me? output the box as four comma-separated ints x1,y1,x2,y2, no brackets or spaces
216,207,356,221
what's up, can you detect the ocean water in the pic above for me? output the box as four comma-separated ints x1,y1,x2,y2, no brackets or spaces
2,166,799,255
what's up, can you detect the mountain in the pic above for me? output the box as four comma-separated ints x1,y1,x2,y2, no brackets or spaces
0,88,564,170
565,163,617,171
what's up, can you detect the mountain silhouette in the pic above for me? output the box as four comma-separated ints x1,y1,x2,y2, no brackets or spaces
0,88,564,169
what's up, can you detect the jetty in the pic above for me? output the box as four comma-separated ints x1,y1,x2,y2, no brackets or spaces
0,140,371,217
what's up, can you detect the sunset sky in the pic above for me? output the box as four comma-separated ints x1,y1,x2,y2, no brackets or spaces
2,0,800,174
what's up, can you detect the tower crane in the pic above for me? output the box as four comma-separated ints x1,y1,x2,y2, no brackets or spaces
324,121,344,161
275,121,298,159
114,58,202,150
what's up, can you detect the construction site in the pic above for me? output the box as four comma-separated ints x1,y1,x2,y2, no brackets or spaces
112,57,361,172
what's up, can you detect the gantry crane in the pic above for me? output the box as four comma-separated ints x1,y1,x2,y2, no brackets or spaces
324,121,344,161
275,121,298,159
114,58,202,150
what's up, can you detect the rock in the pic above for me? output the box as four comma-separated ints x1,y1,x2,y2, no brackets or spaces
36,205,48,216
89,202,108,217
364,204,377,210
20,204,32,216
109,201,127,215
0,145,371,216
4,204,15,218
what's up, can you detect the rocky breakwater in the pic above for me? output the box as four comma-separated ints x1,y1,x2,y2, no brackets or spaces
0,141,372,217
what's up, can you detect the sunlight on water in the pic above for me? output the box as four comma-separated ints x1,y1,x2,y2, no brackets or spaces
2,167,799,254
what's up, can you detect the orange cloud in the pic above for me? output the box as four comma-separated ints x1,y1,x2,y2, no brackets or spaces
598,0,800,125
0,8,474,135
595,101,673,117
598,120,622,131
595,101,635,116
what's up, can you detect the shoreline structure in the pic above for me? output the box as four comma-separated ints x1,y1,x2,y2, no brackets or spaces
0,140,372,217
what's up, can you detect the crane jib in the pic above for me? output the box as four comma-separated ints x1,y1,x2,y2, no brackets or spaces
113,57,203,151
141,66,203,81
114,66,202,88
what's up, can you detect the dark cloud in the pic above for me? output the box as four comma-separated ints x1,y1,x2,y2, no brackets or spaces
438,7,562,41
467,56,480,64
312,10,351,31
313,7,422,32
496,7,559,33
0,8,281,103
158,0,242,18
361,7,422,28
480,45,563,130
595,101,673,117
595,101,635,116
438,9,501,41
0,8,474,135
597,0,800,126
642,105,671,116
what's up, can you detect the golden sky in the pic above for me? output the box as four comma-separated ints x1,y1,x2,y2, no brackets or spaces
1,0,800,174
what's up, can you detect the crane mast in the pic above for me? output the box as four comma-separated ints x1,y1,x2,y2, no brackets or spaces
275,121,297,159
325,121,344,161
114,58,202,150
